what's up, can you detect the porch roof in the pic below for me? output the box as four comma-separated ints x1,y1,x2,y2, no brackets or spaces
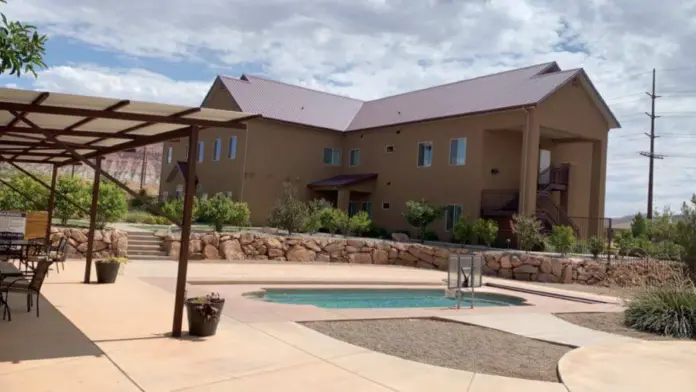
165,161,199,185
308,173,378,189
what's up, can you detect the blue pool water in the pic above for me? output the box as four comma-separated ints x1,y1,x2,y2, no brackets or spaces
258,289,526,309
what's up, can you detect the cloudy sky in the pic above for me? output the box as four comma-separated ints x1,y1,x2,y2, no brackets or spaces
3,0,696,218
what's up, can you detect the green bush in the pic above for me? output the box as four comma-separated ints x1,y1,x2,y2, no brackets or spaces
96,181,128,229
160,196,200,223
403,199,443,243
587,236,605,259
614,230,635,257
423,230,440,242
304,199,332,234
318,208,345,236
268,183,308,235
548,225,575,256
348,211,371,237
0,174,49,211
473,218,498,247
510,214,543,251
624,283,696,339
54,175,90,224
363,223,390,239
198,193,251,231
129,188,157,211
453,217,473,245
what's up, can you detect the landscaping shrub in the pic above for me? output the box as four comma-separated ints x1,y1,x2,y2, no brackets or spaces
318,208,346,236
472,218,498,247
548,225,575,256
510,214,543,251
304,199,332,234
624,281,696,339
363,223,390,239
96,180,128,229
268,183,308,235
54,175,89,224
614,230,635,257
630,212,648,238
198,193,251,231
403,199,443,243
348,211,371,237
422,230,440,242
161,196,200,223
129,188,156,210
453,217,473,245
587,236,605,259
0,173,49,211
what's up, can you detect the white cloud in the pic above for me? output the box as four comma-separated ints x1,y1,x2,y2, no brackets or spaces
4,0,696,217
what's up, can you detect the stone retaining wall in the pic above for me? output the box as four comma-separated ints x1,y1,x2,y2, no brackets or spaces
483,251,685,287
50,227,128,259
161,231,468,270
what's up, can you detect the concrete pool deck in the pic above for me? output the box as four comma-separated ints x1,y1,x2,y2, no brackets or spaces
1,259,694,392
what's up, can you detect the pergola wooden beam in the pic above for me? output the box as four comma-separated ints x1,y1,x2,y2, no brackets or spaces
0,126,140,140
0,101,247,129
65,100,131,131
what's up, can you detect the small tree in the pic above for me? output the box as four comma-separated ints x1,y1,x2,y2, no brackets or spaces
54,176,89,224
348,211,371,237
614,230,634,257
510,214,543,251
453,217,473,245
403,199,443,243
587,236,605,260
548,225,575,256
630,212,648,239
96,180,128,229
0,174,49,211
267,183,308,235
198,193,251,231
677,194,696,269
473,218,499,247
304,199,332,233
319,208,345,236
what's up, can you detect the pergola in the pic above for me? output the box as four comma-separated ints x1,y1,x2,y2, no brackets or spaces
0,87,259,337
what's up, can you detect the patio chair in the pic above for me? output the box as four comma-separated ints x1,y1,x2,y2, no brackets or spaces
20,239,49,274
47,237,68,273
1,259,52,321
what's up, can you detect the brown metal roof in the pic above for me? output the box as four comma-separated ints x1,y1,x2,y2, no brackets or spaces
308,173,378,188
166,161,199,185
218,62,620,132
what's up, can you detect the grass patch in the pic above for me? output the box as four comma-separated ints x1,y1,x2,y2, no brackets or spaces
624,280,696,339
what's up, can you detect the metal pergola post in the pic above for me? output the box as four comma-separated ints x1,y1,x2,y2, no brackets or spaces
84,158,102,284
172,126,199,338
45,165,58,245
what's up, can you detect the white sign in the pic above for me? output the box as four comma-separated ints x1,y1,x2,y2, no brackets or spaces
0,211,26,240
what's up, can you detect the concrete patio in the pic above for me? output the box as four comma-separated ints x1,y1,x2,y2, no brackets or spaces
1,259,695,392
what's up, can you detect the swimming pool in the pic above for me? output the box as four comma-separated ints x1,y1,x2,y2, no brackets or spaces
255,289,526,309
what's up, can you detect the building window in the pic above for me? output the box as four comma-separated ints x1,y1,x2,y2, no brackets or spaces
382,202,390,209
184,144,189,160
349,149,360,166
348,201,372,218
449,137,467,166
225,191,233,198
175,184,184,198
197,141,204,163
445,205,462,231
323,147,341,165
385,145,395,153
417,142,432,168
228,136,237,159
213,138,221,161
166,146,172,164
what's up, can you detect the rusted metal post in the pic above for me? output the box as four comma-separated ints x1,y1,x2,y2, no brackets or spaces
45,165,58,246
84,158,102,283
172,127,199,337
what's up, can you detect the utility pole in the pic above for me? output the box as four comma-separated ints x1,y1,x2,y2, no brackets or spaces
640,68,663,219
140,146,147,191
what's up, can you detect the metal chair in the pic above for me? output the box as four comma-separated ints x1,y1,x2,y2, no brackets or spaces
1,259,52,321
48,237,68,273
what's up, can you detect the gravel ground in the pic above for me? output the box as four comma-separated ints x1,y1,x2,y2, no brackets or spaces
302,318,570,382
554,312,683,341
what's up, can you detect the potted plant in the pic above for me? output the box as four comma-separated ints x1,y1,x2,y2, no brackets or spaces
185,292,225,337
95,256,128,284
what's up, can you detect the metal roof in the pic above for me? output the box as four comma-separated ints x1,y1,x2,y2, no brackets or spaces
0,87,259,165
218,62,620,132
308,173,378,188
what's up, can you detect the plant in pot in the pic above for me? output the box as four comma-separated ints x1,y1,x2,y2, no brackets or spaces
95,256,128,284
185,292,225,337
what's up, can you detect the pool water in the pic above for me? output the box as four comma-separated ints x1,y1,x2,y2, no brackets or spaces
259,289,526,309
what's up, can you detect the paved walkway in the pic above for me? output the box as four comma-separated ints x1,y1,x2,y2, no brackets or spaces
439,313,638,347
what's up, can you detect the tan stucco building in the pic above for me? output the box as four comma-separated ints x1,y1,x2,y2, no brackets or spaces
160,62,620,242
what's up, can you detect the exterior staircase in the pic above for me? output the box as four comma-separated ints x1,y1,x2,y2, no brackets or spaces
126,231,167,260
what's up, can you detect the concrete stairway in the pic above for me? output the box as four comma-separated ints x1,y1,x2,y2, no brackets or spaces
127,231,167,260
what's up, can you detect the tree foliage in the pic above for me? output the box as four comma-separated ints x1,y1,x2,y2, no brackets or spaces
54,175,89,224
0,0,48,77
548,225,575,256
511,214,542,251
0,173,48,211
453,217,473,244
631,212,648,238
96,180,127,228
473,218,499,247
304,199,332,234
403,199,443,242
348,211,371,237
198,193,250,231
319,207,346,235
268,183,308,235
161,196,200,223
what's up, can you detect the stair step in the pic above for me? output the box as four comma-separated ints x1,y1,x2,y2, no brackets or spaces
129,239,162,245
129,250,167,256
131,254,172,260
129,245,162,251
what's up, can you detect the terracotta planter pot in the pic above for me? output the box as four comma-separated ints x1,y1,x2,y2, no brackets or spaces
95,261,120,284
185,298,225,337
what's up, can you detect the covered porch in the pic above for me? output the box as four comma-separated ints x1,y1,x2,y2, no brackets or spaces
307,173,378,217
